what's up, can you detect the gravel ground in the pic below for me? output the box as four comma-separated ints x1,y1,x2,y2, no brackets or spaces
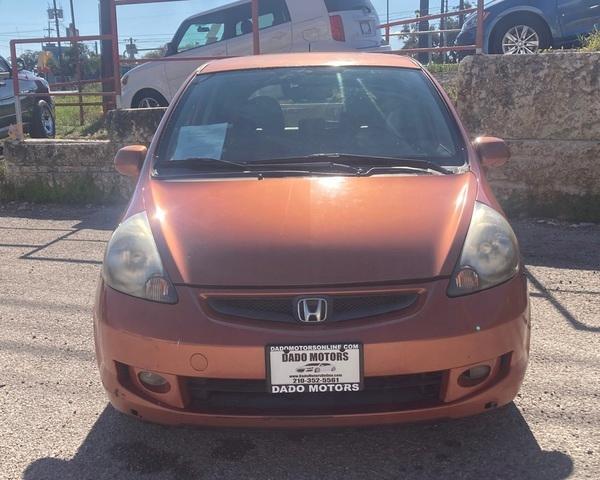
0,204,598,480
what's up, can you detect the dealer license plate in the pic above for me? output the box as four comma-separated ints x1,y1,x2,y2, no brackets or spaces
267,343,363,394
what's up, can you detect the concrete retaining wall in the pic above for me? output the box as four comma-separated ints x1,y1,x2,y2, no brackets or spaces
2,54,599,220
456,52,600,219
2,139,134,202
105,107,166,146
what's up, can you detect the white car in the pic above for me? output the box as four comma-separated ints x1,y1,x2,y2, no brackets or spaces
119,0,389,108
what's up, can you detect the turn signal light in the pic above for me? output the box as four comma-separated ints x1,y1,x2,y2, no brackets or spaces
145,276,177,303
453,267,480,292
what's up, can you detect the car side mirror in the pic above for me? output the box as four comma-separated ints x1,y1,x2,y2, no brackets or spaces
165,41,176,56
114,145,147,177
473,136,510,168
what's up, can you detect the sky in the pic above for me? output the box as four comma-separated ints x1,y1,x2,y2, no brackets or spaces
0,0,464,59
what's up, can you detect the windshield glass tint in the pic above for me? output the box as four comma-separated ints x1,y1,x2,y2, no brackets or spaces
157,67,466,167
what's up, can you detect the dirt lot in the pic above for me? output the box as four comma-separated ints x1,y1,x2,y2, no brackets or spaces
0,204,598,480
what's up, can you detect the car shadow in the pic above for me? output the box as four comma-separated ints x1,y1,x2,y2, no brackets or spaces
0,205,122,265
0,204,123,229
513,220,600,271
23,403,572,480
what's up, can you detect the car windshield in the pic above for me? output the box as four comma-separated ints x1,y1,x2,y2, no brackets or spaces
155,66,466,172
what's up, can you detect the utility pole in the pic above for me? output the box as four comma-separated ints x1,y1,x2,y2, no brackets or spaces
418,0,430,64
386,0,389,28
440,0,446,46
68,0,79,38
125,38,138,60
51,0,63,69
459,0,465,28
99,0,116,112
68,0,84,125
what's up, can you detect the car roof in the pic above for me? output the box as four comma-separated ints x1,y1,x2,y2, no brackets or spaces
182,0,247,23
197,53,421,75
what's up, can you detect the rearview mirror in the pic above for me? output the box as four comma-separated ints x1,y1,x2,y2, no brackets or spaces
114,145,147,177
473,136,510,168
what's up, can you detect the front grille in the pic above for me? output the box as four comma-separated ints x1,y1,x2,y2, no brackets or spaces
206,294,418,324
186,372,444,415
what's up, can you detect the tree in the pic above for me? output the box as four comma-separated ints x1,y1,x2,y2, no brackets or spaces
52,43,101,80
142,46,167,59
18,50,42,72
401,2,473,63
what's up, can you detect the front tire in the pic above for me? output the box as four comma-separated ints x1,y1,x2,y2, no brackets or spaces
30,100,55,138
131,89,168,109
490,15,551,54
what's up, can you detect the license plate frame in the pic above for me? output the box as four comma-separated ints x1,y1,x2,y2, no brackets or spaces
266,343,364,394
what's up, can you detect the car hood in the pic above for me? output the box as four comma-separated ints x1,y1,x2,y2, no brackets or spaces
147,173,478,287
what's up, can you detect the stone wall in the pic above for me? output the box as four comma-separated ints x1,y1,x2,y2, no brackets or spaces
1,109,169,202
456,53,600,220
2,54,600,219
431,69,459,100
2,139,134,202
106,107,166,146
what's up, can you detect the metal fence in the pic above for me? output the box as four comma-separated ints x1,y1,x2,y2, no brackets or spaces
380,0,484,56
9,0,484,140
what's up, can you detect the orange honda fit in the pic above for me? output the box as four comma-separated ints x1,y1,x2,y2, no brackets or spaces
94,53,530,428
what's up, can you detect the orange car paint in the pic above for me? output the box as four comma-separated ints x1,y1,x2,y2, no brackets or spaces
96,53,529,427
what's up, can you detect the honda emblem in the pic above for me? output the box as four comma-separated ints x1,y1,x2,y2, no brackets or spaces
297,298,328,323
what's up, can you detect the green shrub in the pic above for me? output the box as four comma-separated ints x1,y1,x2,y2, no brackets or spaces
0,175,126,205
580,30,600,52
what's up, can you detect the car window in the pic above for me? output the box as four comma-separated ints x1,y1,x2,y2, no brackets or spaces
232,0,291,37
176,15,227,52
0,57,10,73
156,66,466,168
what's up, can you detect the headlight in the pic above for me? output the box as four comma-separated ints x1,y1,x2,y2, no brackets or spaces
102,212,177,304
448,202,519,297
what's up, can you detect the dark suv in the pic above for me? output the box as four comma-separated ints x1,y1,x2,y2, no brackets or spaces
456,0,600,54
0,55,55,140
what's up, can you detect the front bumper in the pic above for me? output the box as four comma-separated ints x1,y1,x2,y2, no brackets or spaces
94,274,530,428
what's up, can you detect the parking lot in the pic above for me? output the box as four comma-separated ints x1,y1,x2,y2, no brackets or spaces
0,203,598,480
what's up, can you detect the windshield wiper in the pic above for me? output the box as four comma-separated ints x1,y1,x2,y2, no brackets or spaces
315,153,452,175
250,159,362,175
156,157,249,171
155,154,452,177
154,157,360,177
258,153,452,175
